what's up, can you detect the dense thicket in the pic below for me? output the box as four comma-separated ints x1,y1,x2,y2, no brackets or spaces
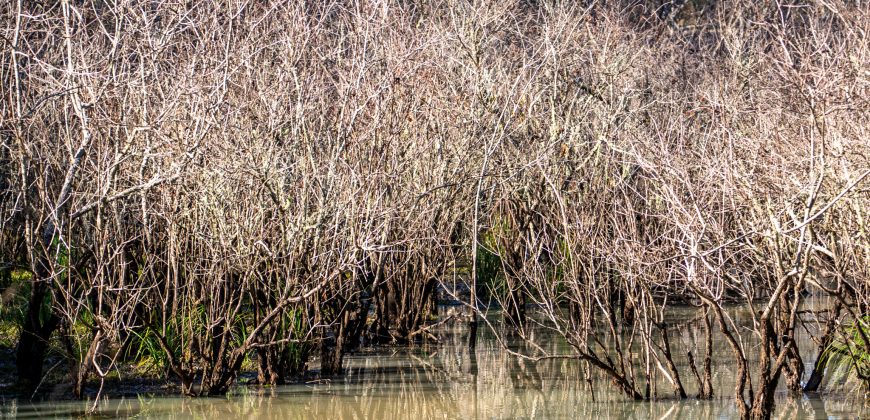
1,1,868,418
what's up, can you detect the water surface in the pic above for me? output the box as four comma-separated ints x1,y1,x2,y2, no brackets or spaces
2,307,867,419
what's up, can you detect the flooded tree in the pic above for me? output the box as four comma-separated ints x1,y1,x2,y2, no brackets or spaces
0,1,867,418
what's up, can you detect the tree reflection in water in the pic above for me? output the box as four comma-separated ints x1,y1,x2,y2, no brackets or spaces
4,306,867,419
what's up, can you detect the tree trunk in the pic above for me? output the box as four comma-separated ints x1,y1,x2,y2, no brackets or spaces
16,271,60,392
804,301,841,392
749,319,781,420
72,330,102,398
702,310,714,398
783,345,804,395
257,347,283,386
320,333,344,375
659,323,687,399
505,285,526,329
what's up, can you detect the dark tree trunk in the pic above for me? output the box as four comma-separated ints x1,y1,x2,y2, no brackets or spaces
658,323,687,399
320,333,344,375
16,272,60,392
783,345,804,395
370,280,394,344
750,318,782,420
344,292,371,352
467,318,478,350
804,301,842,392
369,269,435,344
320,286,368,375
779,289,804,395
427,284,438,319
16,222,66,392
257,346,284,386
702,310,714,398
504,284,526,329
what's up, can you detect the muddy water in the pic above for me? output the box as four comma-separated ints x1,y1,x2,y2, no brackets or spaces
2,306,868,419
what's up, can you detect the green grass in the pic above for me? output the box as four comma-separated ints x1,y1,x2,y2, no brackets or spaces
0,269,31,348
824,315,870,389
476,229,505,297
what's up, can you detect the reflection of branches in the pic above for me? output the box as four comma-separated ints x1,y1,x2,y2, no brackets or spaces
0,1,866,414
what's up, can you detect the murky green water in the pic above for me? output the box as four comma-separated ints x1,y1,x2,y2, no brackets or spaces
2,307,868,419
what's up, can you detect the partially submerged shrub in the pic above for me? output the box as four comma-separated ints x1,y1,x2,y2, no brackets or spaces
0,2,866,417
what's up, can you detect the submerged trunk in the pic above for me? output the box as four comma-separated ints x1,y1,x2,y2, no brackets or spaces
659,323,687,399
504,284,526,329
370,273,436,344
804,301,842,392
256,346,284,386
320,333,344,375
749,318,784,420
321,288,369,375
783,346,804,395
